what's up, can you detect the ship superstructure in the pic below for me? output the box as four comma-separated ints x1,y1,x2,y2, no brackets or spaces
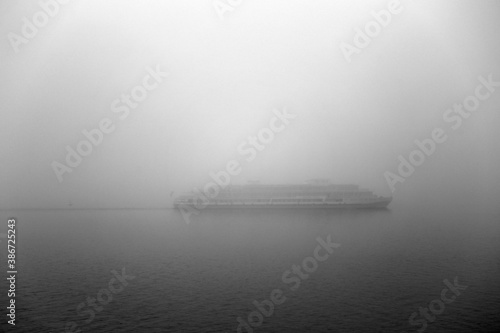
174,179,391,209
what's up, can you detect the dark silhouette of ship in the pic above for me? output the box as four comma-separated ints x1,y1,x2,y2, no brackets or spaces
174,179,391,209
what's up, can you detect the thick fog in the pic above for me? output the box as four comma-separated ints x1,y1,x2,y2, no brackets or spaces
1,0,499,209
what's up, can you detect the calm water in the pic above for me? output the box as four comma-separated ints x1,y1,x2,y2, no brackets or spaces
1,200,499,332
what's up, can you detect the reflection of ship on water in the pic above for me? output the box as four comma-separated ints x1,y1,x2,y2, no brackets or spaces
174,179,392,209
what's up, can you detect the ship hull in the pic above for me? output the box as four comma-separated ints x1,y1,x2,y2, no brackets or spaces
174,198,391,210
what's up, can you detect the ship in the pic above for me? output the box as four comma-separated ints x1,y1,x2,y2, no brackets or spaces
173,179,391,209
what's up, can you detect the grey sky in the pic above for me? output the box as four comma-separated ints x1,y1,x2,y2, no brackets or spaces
1,0,499,208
